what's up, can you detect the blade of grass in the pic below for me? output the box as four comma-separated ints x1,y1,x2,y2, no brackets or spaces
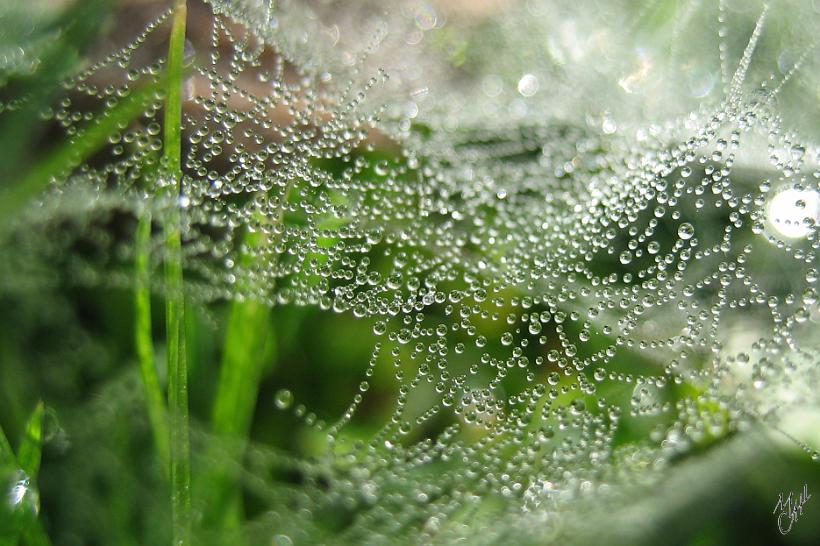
17,403,52,546
0,77,163,227
207,256,274,527
207,302,273,527
205,185,291,528
214,306,272,436
135,210,171,472
163,1,191,545
0,423,14,465
0,0,111,189
1,411,52,546
16,402,44,479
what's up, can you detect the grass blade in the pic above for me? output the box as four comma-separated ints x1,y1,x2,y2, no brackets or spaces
165,220,189,546
0,423,14,466
205,194,289,528
213,305,271,437
135,210,170,472
17,402,44,479
163,1,191,544
0,0,111,189
207,293,273,527
1,413,52,546
22,516,52,546
0,78,163,226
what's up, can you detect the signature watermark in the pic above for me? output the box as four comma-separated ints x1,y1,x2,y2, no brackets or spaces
773,483,811,535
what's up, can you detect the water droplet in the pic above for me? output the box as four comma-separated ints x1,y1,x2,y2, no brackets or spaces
677,222,694,240
274,389,293,410
517,74,539,97
273,535,294,546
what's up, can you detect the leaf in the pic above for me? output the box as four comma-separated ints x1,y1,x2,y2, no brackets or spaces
0,76,164,225
135,210,171,473
0,423,16,467
0,0,112,187
205,218,278,528
0,411,52,546
163,2,192,545
17,402,44,480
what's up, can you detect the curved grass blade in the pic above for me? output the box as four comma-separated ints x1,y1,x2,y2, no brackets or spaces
0,77,163,226
0,0,111,191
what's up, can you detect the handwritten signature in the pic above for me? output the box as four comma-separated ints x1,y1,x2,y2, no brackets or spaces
773,483,811,535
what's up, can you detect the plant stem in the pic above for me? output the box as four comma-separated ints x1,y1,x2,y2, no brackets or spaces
164,1,191,545
135,211,170,472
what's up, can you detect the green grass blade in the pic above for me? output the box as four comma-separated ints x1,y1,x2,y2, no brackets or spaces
0,0,111,189
211,226,277,433
22,516,52,546
163,1,191,544
213,301,272,438
0,423,14,466
206,295,273,527
1,415,52,546
165,216,189,546
135,211,171,472
0,78,163,226
17,402,44,479
206,192,289,528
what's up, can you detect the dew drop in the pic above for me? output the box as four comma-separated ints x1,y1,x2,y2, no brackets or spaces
274,389,293,410
677,222,695,240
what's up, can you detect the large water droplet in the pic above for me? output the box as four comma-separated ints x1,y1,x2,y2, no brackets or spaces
677,222,694,240
274,389,293,410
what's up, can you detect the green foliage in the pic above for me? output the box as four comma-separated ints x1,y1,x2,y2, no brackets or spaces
1,404,51,546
